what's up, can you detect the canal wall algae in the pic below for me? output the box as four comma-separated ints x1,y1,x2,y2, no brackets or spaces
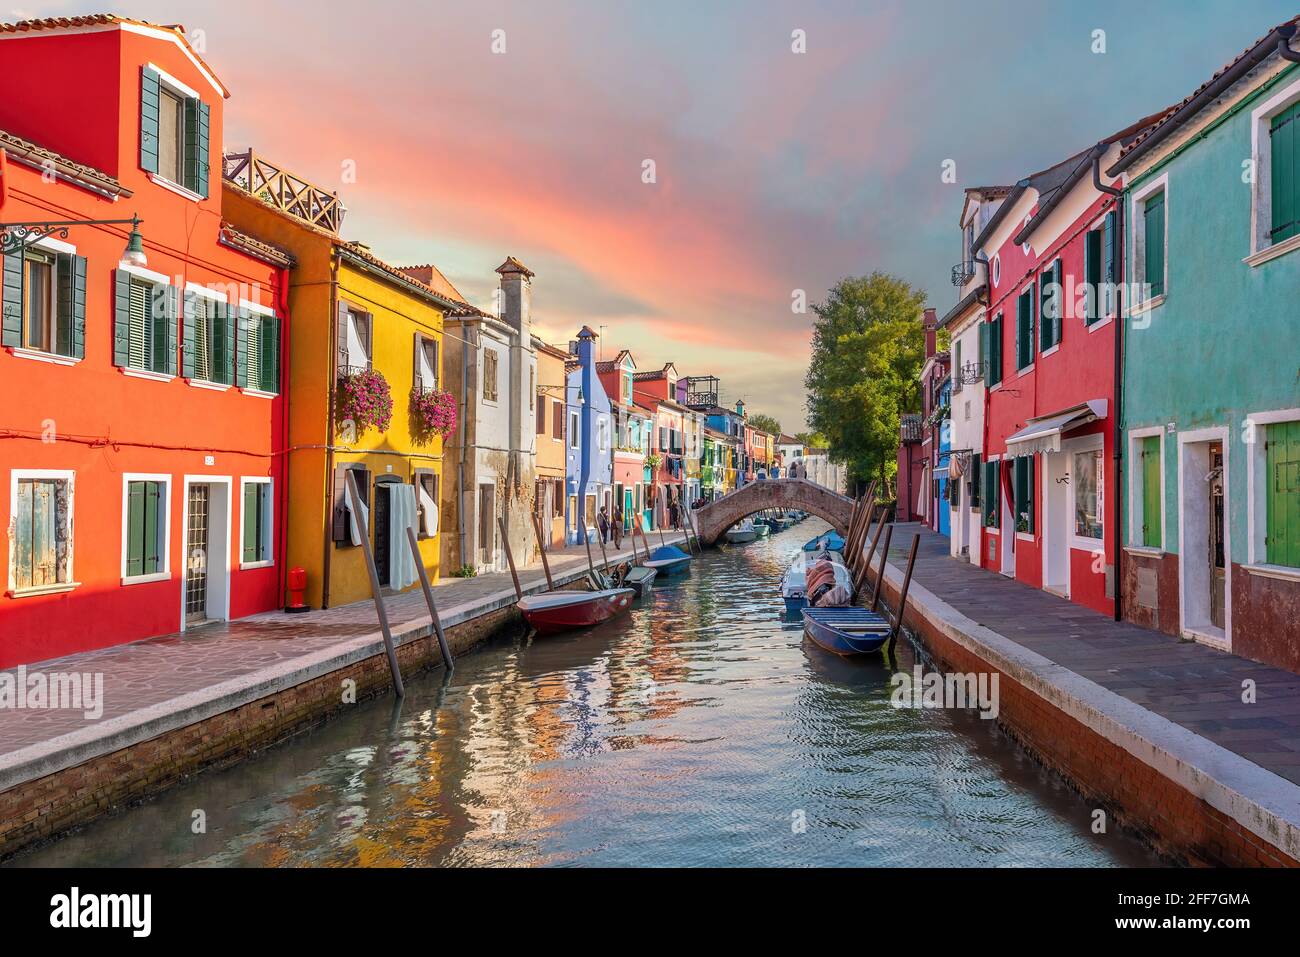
869,526,1300,867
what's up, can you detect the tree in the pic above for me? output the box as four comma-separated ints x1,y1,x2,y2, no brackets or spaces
804,272,928,491
747,413,782,436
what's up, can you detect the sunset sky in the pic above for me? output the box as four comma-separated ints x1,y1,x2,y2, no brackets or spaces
19,0,1296,430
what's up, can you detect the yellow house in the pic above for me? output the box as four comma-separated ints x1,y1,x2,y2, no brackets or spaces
222,153,467,607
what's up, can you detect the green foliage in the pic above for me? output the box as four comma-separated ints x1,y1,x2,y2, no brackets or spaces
746,413,782,436
451,564,478,578
804,272,928,489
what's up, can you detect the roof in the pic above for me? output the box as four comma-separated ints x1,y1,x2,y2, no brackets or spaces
777,433,801,444
533,338,571,361
495,255,534,278
595,349,633,373
0,14,230,98
964,185,1013,198
1013,107,1175,246
1110,18,1300,175
219,224,294,268
398,264,470,306
971,150,1086,254
340,242,478,315
0,128,129,199
938,283,987,330
900,414,923,443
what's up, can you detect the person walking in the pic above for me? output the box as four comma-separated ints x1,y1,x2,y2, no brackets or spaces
612,503,624,549
597,507,611,544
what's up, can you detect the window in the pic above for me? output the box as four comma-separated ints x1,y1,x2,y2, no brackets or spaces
241,479,273,566
123,476,169,582
1265,420,1300,568
3,248,86,359
1039,260,1062,351
140,66,210,197
414,469,439,539
1269,100,1300,246
239,309,280,394
569,410,580,448
552,479,564,518
332,465,370,545
536,396,546,434
982,459,1000,528
182,292,234,385
1014,456,1035,534
1143,191,1166,299
414,334,438,392
567,495,577,530
483,348,499,402
339,305,371,374
969,453,981,509
1084,226,1103,323
598,417,609,453
529,366,535,411
1137,434,1162,548
10,472,73,593
1015,287,1034,370
114,271,175,375
953,339,962,393
554,400,565,441
1074,449,1104,540
982,313,1003,387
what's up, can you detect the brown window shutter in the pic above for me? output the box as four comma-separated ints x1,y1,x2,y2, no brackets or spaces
413,333,422,391
331,466,348,542
536,396,545,434
336,301,349,375
553,399,564,438
363,313,373,370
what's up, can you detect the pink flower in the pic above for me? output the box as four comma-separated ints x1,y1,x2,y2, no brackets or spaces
338,369,393,434
410,386,457,442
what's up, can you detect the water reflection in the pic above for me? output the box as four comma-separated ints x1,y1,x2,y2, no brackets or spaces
10,521,1156,868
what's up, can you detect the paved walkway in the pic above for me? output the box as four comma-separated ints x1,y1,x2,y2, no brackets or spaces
0,530,692,790
876,524,1300,786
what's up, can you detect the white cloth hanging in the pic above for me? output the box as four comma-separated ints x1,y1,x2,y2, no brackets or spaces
346,478,369,546
418,483,439,537
389,483,419,591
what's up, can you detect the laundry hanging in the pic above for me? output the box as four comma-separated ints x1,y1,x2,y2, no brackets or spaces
389,483,419,591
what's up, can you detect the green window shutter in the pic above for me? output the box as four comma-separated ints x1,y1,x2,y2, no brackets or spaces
1016,291,1032,369
181,291,197,379
1270,102,1300,245
155,285,178,375
113,269,131,366
221,302,236,384
2,252,23,348
1039,271,1050,351
990,314,1003,386
127,481,145,578
55,252,74,355
143,481,161,574
183,98,211,198
1141,436,1162,548
140,66,161,174
1144,192,1165,298
243,483,259,563
70,254,86,358
235,307,250,388
1266,421,1300,567
1085,228,1102,323
979,321,990,386
260,315,280,393
970,452,982,508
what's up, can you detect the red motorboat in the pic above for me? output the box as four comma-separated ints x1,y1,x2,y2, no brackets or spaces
516,587,635,635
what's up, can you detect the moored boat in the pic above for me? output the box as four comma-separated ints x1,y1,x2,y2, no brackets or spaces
645,544,692,576
802,530,845,552
780,549,854,614
801,607,892,656
518,588,635,635
726,520,759,544
620,564,658,597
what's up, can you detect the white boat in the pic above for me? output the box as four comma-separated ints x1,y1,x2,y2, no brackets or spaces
726,520,759,544
780,549,853,613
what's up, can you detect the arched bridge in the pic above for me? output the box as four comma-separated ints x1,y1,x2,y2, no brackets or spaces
694,479,855,547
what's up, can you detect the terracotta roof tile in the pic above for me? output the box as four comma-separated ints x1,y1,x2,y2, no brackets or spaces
0,128,128,198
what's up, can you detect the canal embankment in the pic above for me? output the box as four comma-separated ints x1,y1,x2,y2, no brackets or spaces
0,532,691,859
869,523,1300,867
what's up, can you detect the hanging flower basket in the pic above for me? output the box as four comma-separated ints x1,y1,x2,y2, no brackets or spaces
645,452,663,471
337,368,393,435
410,387,458,443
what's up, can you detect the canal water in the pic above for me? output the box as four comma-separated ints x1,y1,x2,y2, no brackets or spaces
12,520,1157,867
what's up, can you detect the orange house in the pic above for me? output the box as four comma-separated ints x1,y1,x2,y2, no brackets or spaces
0,16,288,666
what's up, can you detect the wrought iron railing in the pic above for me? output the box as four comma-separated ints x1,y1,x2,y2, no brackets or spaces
951,261,977,286
223,150,347,234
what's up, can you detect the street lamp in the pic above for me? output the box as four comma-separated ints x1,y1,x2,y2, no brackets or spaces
0,214,147,267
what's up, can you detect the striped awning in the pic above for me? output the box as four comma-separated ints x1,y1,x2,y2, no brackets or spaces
1005,400,1108,457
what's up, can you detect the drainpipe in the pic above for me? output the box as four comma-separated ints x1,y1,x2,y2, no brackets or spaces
1094,147,1124,623
457,322,472,569
321,251,340,609
1279,25,1300,62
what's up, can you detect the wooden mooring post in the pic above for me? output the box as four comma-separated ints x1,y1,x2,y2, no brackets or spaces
405,526,453,671
531,511,556,592
853,513,887,597
887,533,921,650
869,522,894,613
344,469,404,698
498,515,523,601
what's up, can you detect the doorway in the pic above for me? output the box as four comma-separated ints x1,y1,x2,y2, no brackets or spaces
181,476,230,630
1043,450,1070,596
478,483,496,567
1178,430,1231,647
374,482,392,586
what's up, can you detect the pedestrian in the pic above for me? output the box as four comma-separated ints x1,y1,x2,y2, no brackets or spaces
669,498,680,530
612,503,624,549
597,506,610,544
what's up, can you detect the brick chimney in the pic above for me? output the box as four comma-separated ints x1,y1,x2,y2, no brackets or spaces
495,256,534,331
923,307,938,359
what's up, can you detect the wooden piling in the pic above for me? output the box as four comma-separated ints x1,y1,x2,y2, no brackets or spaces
498,515,522,601
869,522,894,613
406,526,453,671
344,469,404,698
887,533,921,647
531,511,555,592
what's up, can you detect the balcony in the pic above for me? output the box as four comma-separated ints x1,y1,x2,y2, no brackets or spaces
951,261,977,286
223,150,347,234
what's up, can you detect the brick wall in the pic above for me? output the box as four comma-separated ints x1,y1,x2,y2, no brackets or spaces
879,575,1298,868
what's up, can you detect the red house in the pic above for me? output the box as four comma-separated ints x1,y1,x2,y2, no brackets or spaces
0,16,289,667
632,363,688,523
974,114,1162,615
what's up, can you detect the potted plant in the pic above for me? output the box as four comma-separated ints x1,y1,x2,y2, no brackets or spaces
337,368,393,435
410,387,458,444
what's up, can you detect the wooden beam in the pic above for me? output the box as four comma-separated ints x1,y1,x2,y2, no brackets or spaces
406,526,453,671
344,469,404,698
888,533,922,646
869,522,894,613
498,515,522,601
531,510,555,592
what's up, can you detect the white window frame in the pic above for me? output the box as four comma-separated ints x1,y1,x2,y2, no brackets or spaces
1068,436,1106,552
1243,407,1300,581
7,468,78,597
481,345,500,405
239,477,275,570
1247,75,1300,266
1175,425,1232,650
1129,172,1169,313
569,410,580,449
145,62,205,201
343,304,370,373
1125,426,1166,556
120,472,173,585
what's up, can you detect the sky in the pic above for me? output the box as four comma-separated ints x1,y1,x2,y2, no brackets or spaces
15,0,1297,431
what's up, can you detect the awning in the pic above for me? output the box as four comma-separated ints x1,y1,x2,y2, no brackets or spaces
1005,400,1108,457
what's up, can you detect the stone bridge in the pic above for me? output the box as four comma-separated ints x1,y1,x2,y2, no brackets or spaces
693,479,855,547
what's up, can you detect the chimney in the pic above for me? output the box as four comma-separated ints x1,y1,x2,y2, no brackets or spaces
495,256,534,331
923,307,938,359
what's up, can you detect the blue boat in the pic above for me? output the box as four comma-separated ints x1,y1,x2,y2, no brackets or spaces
645,544,692,576
801,607,892,656
802,530,845,552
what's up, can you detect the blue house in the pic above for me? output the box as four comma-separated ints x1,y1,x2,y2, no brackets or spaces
565,326,614,544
